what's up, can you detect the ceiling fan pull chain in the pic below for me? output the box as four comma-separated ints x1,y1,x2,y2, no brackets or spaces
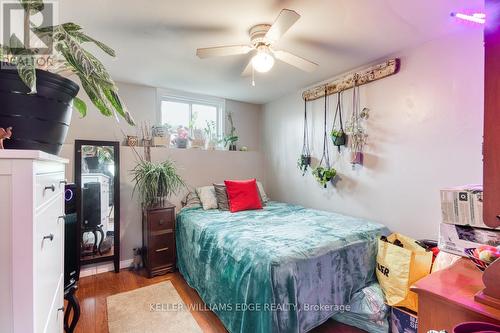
252,66,256,87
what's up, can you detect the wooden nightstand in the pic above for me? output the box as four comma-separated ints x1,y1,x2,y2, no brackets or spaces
411,259,500,332
142,203,176,278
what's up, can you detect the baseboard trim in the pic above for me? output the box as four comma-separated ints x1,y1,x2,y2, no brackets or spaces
80,259,134,278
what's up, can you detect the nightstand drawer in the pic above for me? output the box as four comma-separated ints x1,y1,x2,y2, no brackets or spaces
149,210,175,232
149,233,175,268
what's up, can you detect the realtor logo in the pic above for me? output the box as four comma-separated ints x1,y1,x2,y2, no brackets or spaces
1,0,58,66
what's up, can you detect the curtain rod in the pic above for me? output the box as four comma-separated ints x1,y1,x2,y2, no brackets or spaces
302,58,400,101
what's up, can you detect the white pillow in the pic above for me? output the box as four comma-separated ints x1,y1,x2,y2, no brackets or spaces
196,186,218,210
257,181,269,203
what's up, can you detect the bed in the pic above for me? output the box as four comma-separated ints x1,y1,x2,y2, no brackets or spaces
176,201,389,333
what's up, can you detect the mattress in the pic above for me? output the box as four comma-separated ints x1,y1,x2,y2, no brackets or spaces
176,202,389,333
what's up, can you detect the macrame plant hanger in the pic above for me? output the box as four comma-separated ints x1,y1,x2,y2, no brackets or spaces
331,91,346,153
312,87,337,188
348,74,367,167
298,99,311,175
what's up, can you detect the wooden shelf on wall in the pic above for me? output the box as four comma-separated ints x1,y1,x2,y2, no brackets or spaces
302,58,400,101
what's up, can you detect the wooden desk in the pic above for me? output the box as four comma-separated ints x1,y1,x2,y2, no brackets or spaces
411,259,500,332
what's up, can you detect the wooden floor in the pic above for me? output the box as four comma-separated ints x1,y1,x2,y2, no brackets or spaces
73,269,364,333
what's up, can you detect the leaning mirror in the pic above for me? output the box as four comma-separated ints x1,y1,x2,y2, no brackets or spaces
75,140,120,272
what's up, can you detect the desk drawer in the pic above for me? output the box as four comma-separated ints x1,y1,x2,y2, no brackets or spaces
148,210,175,232
148,233,175,268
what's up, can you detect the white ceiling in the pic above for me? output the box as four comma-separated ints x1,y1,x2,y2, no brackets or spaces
60,0,483,104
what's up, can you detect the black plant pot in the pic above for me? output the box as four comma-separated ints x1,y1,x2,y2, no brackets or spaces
84,156,100,171
0,63,80,155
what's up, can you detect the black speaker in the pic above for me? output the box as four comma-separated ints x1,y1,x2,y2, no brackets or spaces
65,183,77,215
64,184,80,289
82,182,101,229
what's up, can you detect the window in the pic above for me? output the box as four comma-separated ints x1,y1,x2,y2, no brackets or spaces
157,89,225,145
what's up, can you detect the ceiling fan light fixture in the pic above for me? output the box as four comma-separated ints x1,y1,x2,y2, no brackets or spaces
252,48,275,73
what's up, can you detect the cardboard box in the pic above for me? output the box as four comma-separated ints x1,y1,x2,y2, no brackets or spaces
438,223,500,257
440,185,492,229
391,307,418,333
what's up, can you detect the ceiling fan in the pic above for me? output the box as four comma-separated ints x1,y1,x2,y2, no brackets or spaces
196,9,319,77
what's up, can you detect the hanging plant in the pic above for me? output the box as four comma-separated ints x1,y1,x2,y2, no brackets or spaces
330,91,346,151
312,166,337,188
346,75,368,166
313,87,337,188
298,99,311,175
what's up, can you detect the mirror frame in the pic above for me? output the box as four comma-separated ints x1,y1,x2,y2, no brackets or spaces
75,139,120,273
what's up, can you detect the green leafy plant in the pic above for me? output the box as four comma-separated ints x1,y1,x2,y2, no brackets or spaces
297,155,311,176
222,112,238,148
82,146,114,163
312,166,337,188
0,0,135,125
330,129,346,147
131,160,186,207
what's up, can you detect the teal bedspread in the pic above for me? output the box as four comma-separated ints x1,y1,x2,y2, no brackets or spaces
176,202,389,333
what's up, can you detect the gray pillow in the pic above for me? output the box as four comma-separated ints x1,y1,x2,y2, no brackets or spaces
213,183,230,210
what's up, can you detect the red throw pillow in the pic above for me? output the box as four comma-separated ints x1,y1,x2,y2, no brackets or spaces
224,179,263,213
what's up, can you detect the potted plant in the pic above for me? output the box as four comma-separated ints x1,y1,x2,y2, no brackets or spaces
331,129,346,147
173,126,190,148
312,166,337,188
203,120,217,150
131,159,185,208
297,155,311,176
222,112,238,151
82,146,113,172
0,1,135,154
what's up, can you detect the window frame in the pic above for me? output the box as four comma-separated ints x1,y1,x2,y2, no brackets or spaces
156,88,226,139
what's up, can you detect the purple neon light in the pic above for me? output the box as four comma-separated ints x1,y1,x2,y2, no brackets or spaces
451,12,486,24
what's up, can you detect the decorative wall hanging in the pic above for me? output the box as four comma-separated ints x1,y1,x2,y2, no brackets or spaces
330,92,346,152
312,88,337,188
298,99,311,175
302,58,400,101
346,75,368,166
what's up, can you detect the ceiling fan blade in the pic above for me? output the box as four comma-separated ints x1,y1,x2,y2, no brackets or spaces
196,45,253,59
274,50,318,72
265,9,300,44
241,59,253,77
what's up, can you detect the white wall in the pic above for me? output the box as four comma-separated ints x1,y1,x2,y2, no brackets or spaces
262,29,484,240
62,81,264,262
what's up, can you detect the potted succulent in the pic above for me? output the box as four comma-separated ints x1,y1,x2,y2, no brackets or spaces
0,1,134,154
312,166,337,188
131,159,185,208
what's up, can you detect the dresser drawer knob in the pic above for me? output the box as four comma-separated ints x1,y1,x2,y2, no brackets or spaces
155,247,169,252
44,184,56,192
43,234,54,242
57,306,64,312
159,219,164,225
59,179,67,186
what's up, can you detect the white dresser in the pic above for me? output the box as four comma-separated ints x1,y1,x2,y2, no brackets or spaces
0,150,67,333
